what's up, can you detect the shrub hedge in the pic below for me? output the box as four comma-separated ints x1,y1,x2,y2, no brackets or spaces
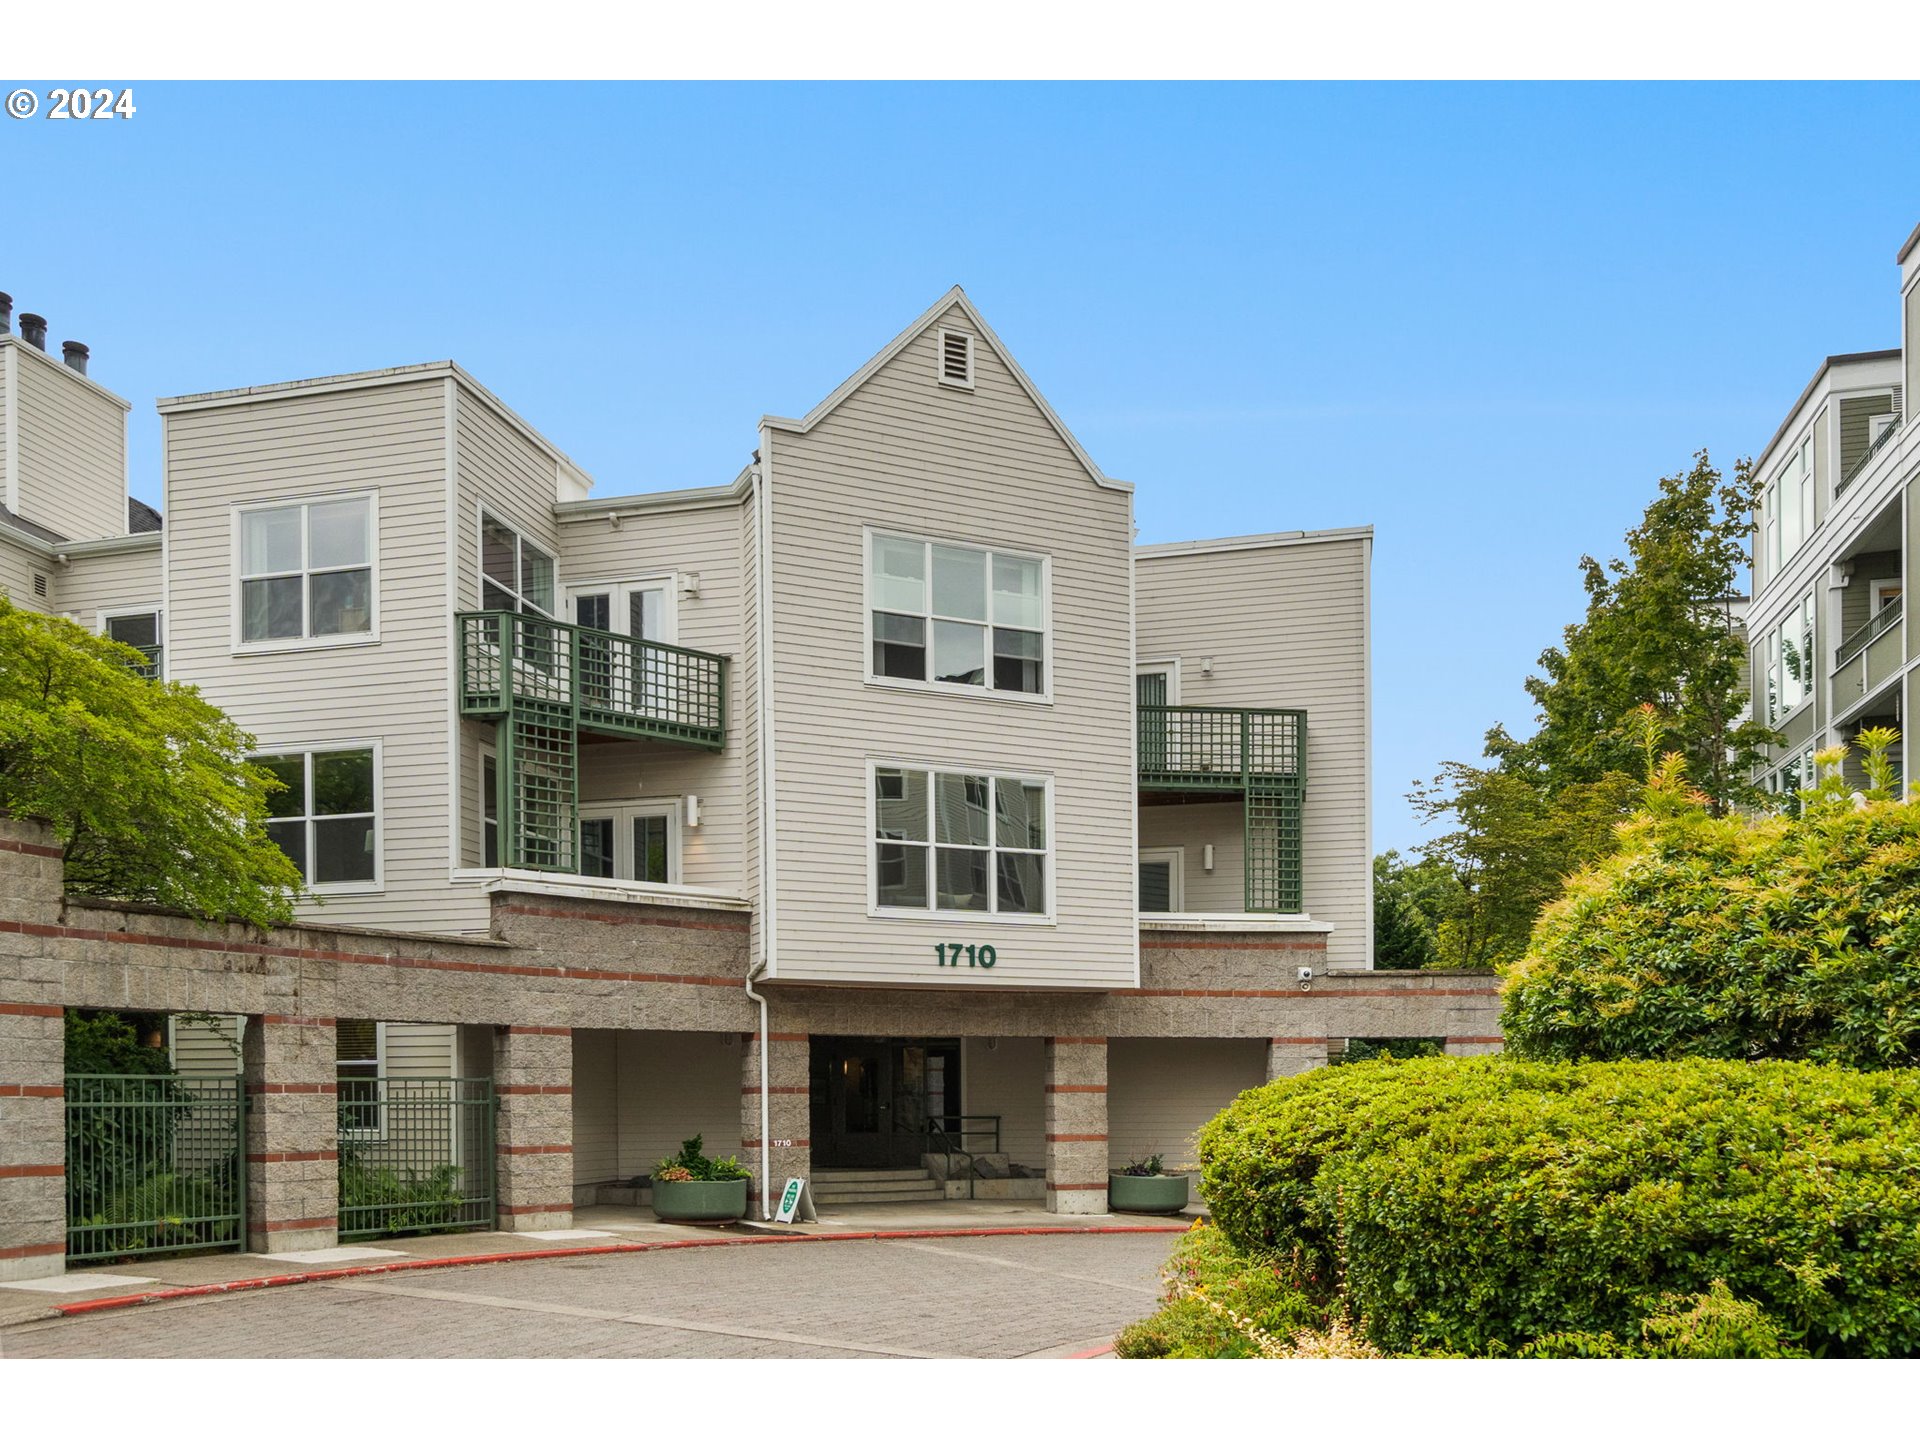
1196,1056,1920,1357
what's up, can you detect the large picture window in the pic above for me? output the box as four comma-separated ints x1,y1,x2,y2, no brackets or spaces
872,764,1049,917
1764,590,1817,723
235,495,375,646
480,512,555,616
869,533,1047,696
1762,435,1815,580
258,745,379,889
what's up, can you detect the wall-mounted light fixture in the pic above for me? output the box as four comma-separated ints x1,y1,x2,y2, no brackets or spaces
1200,657,1214,677
684,794,702,828
1203,843,1215,873
680,571,702,600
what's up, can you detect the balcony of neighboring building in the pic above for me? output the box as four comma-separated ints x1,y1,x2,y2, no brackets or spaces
1829,501,1905,725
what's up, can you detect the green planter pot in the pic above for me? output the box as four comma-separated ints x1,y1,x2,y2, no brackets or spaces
1108,1172,1190,1215
651,1177,749,1224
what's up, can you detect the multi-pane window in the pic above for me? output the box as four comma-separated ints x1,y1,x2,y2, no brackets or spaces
258,746,378,887
869,534,1046,695
1764,590,1817,723
103,610,163,678
337,1019,381,1134
1762,436,1815,580
481,752,499,866
480,513,555,616
873,765,1049,916
578,804,675,883
1766,744,1819,816
237,496,374,644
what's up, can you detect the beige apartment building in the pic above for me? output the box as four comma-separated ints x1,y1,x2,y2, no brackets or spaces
0,289,1498,1277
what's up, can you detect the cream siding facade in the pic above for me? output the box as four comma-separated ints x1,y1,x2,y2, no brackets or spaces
1135,532,1373,969
762,303,1140,990
57,539,163,638
1108,1038,1268,1167
571,1030,744,1186
0,533,49,612
2,336,129,542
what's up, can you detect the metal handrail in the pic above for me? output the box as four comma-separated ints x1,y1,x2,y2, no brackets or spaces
1837,595,1902,666
925,1114,1002,1200
1837,413,1903,497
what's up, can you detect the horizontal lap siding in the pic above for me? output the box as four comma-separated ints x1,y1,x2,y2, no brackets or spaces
11,347,127,542
961,1036,1046,1170
57,545,163,634
0,535,49,612
171,1014,244,1076
572,1030,744,1186
768,307,1137,989
165,379,485,934
1137,800,1246,911
1108,1038,1266,1167
562,500,749,892
1135,540,1370,968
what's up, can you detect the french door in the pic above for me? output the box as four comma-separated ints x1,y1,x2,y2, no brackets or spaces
569,578,675,718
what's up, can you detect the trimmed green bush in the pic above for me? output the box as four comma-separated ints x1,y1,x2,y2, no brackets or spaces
1197,1056,1920,1357
1503,757,1920,1069
1113,1222,1324,1359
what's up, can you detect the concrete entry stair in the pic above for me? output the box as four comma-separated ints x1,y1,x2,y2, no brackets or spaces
809,1169,944,1206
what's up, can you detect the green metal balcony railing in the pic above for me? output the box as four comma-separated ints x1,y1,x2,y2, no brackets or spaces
459,610,727,749
1138,704,1307,914
1837,595,1902,666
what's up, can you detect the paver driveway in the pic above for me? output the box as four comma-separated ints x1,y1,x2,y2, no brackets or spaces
0,1231,1181,1359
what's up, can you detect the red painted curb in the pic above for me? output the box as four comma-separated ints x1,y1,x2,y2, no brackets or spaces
50,1224,1190,1318
1069,1342,1117,1358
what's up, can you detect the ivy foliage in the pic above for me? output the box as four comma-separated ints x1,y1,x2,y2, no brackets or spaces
1503,731,1920,1069
0,597,301,927
1195,1056,1920,1357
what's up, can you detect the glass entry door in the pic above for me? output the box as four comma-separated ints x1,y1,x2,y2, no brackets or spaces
570,579,675,719
810,1037,961,1169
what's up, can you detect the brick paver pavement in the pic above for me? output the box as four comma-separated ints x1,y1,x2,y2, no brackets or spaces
0,1232,1180,1359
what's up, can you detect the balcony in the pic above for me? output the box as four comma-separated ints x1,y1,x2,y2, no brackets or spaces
1138,704,1307,914
1833,596,1903,716
459,610,726,750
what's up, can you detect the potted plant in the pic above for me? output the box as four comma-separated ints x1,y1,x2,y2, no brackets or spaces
1108,1154,1190,1214
649,1133,751,1224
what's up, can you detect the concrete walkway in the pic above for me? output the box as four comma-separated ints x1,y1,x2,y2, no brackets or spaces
0,1201,1196,1331
0,1226,1187,1358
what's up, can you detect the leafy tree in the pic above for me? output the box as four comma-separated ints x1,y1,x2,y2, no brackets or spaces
0,597,302,926
64,1011,173,1076
1371,850,1449,969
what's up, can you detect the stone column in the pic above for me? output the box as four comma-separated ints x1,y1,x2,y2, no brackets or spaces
493,1025,573,1232
1044,1036,1108,1215
1443,1036,1504,1058
0,821,71,1279
243,1014,340,1253
1267,1036,1330,1081
741,1031,809,1215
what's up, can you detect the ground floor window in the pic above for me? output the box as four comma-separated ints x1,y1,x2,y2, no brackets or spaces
257,744,379,889
578,801,678,883
872,763,1050,918
1138,847,1184,913
337,1018,383,1135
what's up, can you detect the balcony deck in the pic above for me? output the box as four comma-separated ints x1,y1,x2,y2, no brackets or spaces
1137,704,1305,790
459,610,727,750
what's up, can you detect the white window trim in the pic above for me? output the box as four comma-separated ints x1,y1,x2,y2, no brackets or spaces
1764,588,1818,726
478,743,498,870
337,1020,387,1141
865,759,1056,926
229,491,381,655
477,505,557,617
564,574,679,643
936,328,975,390
862,528,1054,706
1136,658,1182,705
98,605,165,678
577,797,682,886
1870,577,1903,612
1867,413,1897,447
256,738,385,896
1137,846,1185,915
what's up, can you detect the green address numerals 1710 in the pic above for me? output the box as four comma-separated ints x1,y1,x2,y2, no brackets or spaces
934,942,997,969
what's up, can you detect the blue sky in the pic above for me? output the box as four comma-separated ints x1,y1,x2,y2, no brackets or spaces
5,82,1916,852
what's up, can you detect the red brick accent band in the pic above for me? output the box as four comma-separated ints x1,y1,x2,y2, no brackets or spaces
0,1001,61,1018
766,1032,809,1042
1271,1036,1332,1045
248,1082,337,1095
1044,1134,1108,1143
1130,986,1495,999
0,1083,63,1098
0,1241,66,1261
1044,1084,1108,1094
1140,936,1329,951
247,1151,336,1164
741,1085,809,1095
497,1203,576,1216
1045,1182,1108,1191
506,1025,571,1036
260,1216,337,1232
0,1163,64,1179
498,1084,572,1096
494,902,749,932
501,1144,573,1156
261,1014,335,1028
1447,1036,1505,1045
0,836,64,859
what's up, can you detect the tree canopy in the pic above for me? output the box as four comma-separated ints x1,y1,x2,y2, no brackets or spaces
0,597,301,926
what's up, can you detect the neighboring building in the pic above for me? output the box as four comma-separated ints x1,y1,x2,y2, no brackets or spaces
1747,221,1920,799
0,287,1499,1275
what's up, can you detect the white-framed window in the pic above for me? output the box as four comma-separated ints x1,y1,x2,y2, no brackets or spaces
1135,660,1181,708
577,800,679,884
1764,589,1816,724
256,743,381,891
870,762,1051,920
479,745,499,868
1871,577,1903,614
99,608,163,679
480,510,556,616
1868,413,1897,447
1765,743,1819,815
1138,847,1185,914
1764,436,1815,577
233,494,376,648
867,531,1049,699
337,1019,385,1137
937,328,975,389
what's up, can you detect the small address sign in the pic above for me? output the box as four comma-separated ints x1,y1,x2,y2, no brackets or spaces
934,942,997,969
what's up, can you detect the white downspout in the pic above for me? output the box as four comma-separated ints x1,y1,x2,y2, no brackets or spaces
745,959,771,1218
749,444,778,1218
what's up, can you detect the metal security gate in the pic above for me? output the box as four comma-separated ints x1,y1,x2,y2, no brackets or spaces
65,1074,246,1265
337,1077,496,1241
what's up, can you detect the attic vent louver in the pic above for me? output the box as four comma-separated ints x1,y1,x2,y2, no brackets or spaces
938,328,974,389
32,573,48,599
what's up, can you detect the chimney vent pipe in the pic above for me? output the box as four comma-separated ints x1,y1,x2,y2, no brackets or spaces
18,313,48,351
0,293,12,335
61,341,89,376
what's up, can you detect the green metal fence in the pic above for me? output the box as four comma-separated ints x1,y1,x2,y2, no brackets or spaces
65,1074,246,1265
337,1077,496,1241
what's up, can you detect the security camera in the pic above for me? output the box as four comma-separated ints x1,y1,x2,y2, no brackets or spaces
1297,966,1314,984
